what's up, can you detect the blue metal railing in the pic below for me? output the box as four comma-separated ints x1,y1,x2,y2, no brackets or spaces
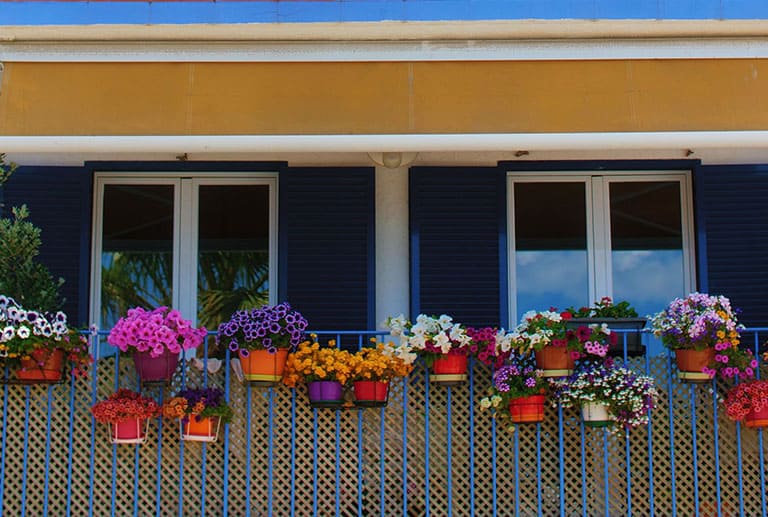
0,328,767,515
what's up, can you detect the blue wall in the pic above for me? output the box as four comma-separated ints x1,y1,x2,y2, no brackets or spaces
2,0,768,26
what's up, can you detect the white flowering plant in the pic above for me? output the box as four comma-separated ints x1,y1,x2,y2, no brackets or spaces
385,313,472,367
511,309,617,359
549,360,658,432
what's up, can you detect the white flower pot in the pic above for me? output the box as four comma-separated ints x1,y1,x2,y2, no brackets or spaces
581,402,612,428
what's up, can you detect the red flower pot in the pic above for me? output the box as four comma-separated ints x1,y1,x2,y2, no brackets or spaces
111,418,148,444
745,405,768,429
182,416,221,442
353,380,389,407
132,348,179,383
239,348,289,385
675,348,715,383
508,394,546,424
430,353,468,385
16,348,65,383
534,345,574,378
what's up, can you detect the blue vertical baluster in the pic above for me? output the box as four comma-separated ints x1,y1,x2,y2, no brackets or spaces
736,389,745,517
111,352,120,517
603,429,610,517
43,385,54,516
446,386,452,517
667,350,677,517
712,376,722,517
625,428,632,516
290,389,296,516
425,363,431,517
536,423,543,517
312,408,318,516
513,426,520,516
222,347,231,516
645,337,655,517
132,419,140,517
155,386,164,517
558,404,566,517
335,408,341,517
88,333,100,517
755,332,767,517
245,383,252,517
402,375,409,517
200,344,208,515
21,386,31,517
0,368,9,511
579,419,587,517
379,404,386,517
66,364,77,517
268,387,274,517
468,357,476,517
356,409,363,517
690,384,700,517
491,408,497,517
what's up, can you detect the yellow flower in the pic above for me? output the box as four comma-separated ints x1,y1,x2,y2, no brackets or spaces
716,330,726,339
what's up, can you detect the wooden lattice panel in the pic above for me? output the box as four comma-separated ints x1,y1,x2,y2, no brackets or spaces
0,352,767,515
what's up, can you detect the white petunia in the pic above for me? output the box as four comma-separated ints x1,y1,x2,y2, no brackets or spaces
17,326,30,339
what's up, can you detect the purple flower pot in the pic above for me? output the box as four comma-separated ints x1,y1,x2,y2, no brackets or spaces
307,381,343,408
132,348,180,382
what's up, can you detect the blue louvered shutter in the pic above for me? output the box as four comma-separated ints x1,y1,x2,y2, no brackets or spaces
279,167,375,332
695,164,768,326
1,166,92,326
410,167,507,328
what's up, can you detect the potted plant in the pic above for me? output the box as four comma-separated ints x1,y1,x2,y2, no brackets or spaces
478,352,548,427
651,292,757,383
107,306,207,383
348,343,413,407
385,313,473,385
566,297,646,356
0,295,92,382
91,388,161,444
218,302,308,385
724,380,768,428
163,387,233,442
283,338,353,408
550,360,658,430
510,309,617,377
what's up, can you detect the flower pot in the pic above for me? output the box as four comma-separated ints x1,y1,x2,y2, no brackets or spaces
535,345,574,378
307,380,344,409
745,405,768,429
181,416,221,442
430,353,468,385
132,348,179,383
508,394,546,424
675,347,715,383
353,380,389,408
15,348,65,383
581,402,612,428
239,348,289,385
566,317,647,357
111,418,149,444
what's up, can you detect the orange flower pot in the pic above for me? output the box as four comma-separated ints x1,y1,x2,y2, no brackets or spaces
239,348,289,384
745,405,768,429
16,348,65,383
182,416,221,442
430,353,468,385
675,348,715,383
353,380,389,407
508,394,546,424
534,345,574,378
111,418,148,444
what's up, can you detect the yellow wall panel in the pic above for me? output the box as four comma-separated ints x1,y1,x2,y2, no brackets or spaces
2,60,768,135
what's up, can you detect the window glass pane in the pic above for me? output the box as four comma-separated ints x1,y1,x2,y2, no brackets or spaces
100,185,174,328
514,182,589,320
197,185,270,331
610,181,684,323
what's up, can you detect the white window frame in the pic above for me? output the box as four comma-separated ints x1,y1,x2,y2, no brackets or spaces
90,172,279,328
506,170,695,323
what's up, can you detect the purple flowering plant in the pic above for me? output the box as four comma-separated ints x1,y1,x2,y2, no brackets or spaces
216,302,308,359
107,306,207,357
650,292,757,379
478,352,547,416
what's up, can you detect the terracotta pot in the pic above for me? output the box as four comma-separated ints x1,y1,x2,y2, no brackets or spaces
353,380,389,407
508,394,546,424
534,345,574,377
307,380,344,408
182,416,221,442
675,347,715,383
132,348,179,383
16,348,65,382
239,348,289,384
111,418,148,444
745,405,768,429
581,402,612,428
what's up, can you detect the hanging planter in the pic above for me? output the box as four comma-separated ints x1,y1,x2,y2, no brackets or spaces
111,418,150,444
508,394,546,424
163,387,232,442
239,348,289,386
181,416,222,442
15,348,65,383
725,380,768,429
133,348,180,383
353,380,389,408
430,353,468,385
581,402,613,428
307,380,344,409
674,348,715,383
534,345,574,378
92,389,161,445
745,405,768,429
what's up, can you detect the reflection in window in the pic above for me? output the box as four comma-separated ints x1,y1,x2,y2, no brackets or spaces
197,185,270,331
514,182,589,319
610,181,684,319
100,185,174,328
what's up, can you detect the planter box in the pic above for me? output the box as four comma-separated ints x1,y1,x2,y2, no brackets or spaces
566,317,647,357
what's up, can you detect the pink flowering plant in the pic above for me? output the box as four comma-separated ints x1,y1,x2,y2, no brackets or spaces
651,292,756,379
107,307,207,357
724,380,768,422
385,313,472,367
466,327,514,368
511,309,616,360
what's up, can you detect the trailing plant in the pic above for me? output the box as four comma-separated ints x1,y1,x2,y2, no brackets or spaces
479,352,548,427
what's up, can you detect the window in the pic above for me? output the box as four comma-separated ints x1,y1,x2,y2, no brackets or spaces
91,174,277,332
507,172,695,348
